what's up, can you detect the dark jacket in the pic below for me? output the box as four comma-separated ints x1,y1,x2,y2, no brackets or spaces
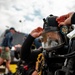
1,32,13,49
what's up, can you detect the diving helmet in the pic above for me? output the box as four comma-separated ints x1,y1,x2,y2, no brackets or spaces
40,15,64,51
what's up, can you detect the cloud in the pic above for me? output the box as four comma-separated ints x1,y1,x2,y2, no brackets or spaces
0,0,75,35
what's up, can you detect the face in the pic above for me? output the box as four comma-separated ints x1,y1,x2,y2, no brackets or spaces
41,31,61,42
10,29,16,34
40,31,63,50
46,32,60,40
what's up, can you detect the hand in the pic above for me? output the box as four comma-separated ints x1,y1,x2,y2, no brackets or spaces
56,12,74,27
14,44,22,50
56,15,67,24
15,44,22,48
0,46,2,49
5,47,10,52
30,27,43,38
32,71,38,75
0,47,2,53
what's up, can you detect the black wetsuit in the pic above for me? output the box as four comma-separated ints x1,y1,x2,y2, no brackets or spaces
71,13,75,24
20,13,75,75
20,34,68,74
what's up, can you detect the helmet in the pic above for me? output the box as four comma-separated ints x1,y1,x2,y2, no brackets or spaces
40,15,65,51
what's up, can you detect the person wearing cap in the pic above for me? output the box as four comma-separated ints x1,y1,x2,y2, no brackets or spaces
20,15,72,75
0,27,16,75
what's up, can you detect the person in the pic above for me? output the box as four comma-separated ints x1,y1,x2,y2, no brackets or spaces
55,12,75,75
0,27,16,75
20,15,72,75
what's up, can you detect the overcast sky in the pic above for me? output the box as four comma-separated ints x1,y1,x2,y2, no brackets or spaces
0,0,75,35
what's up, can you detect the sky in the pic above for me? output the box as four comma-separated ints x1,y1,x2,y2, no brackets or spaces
0,0,75,35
